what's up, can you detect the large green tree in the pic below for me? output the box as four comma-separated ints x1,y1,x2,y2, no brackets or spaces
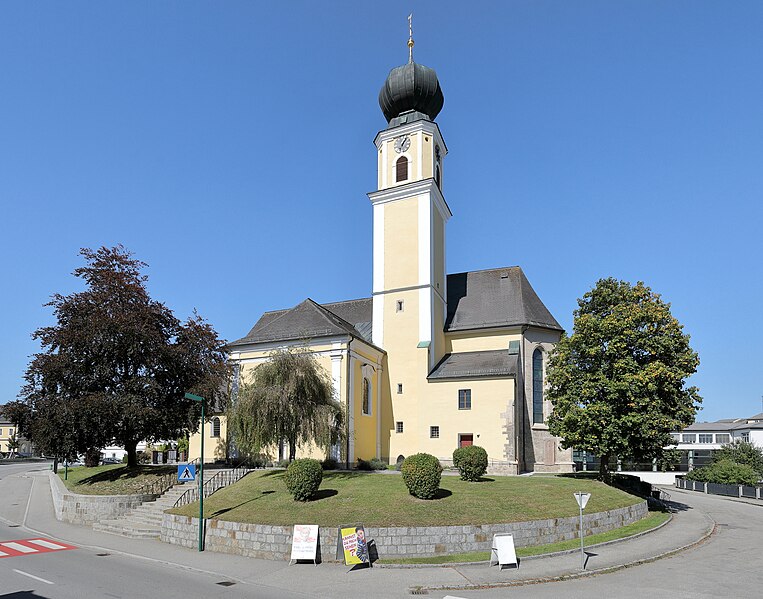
546,278,701,478
14,246,230,467
228,349,343,463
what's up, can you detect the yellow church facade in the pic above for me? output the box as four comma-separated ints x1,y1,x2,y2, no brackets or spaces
190,46,573,475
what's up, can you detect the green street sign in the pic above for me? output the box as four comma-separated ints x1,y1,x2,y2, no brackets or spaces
185,393,204,402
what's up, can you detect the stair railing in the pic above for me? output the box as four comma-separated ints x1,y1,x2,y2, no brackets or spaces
172,464,252,508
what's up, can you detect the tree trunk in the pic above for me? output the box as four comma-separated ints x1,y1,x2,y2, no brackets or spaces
125,440,138,468
84,448,100,467
599,452,610,480
288,439,297,462
53,456,59,474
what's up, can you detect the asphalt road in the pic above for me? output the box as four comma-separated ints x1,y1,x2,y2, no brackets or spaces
2,461,762,598
0,462,305,599
432,488,763,599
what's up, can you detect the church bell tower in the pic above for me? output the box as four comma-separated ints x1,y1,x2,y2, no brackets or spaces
368,28,451,376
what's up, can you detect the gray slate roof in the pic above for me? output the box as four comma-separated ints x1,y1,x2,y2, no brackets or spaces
428,350,518,380
230,298,372,347
231,266,561,349
445,267,562,332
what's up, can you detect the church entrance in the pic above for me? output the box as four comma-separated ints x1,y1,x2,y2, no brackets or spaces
458,434,473,448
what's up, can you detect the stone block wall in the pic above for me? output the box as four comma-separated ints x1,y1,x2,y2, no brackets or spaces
48,471,154,525
161,500,647,561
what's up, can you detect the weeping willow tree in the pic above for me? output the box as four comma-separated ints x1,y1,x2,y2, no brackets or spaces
228,349,344,462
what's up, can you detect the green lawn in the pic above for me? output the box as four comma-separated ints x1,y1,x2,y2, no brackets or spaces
169,471,642,527
58,464,176,495
381,510,670,564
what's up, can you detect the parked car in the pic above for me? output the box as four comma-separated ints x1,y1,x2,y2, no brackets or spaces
101,457,121,465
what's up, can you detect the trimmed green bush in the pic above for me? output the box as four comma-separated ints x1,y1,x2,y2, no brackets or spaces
401,453,442,499
321,457,338,470
357,457,388,471
283,458,323,501
686,459,759,486
452,445,488,481
369,457,387,471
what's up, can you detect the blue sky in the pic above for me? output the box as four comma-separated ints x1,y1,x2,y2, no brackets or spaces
1,1,761,422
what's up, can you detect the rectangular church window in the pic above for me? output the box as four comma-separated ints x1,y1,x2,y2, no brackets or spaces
397,383,403,394
396,300,404,312
430,426,439,439
396,421,404,433
458,389,471,410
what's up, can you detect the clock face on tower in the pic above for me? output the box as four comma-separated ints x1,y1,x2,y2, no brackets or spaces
394,136,411,153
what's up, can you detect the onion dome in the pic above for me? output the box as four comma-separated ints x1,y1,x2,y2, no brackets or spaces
378,61,444,128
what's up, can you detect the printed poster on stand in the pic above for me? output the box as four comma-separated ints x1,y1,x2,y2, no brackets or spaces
340,525,370,566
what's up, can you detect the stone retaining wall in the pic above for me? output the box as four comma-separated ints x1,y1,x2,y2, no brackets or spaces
48,471,154,525
161,500,647,561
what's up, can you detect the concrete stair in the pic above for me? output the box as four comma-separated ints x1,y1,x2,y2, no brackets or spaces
93,483,193,539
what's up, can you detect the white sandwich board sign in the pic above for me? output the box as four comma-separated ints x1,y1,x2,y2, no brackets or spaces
290,524,319,565
489,533,518,569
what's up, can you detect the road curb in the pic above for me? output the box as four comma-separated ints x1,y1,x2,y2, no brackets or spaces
377,510,673,569
419,513,717,592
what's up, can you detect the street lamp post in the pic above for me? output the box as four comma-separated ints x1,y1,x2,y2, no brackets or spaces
185,392,205,552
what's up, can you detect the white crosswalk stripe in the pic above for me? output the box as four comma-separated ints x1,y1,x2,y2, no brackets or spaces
26,539,67,550
1,542,38,554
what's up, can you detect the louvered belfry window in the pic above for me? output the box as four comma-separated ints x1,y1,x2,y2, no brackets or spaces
396,156,408,182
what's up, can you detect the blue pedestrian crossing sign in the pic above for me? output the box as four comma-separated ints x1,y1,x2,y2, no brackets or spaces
177,464,196,482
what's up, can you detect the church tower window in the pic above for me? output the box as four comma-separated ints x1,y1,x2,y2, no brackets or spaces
396,156,408,182
362,377,371,415
212,417,221,438
532,349,544,424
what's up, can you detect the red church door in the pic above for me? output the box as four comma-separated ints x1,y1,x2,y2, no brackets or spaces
459,434,473,448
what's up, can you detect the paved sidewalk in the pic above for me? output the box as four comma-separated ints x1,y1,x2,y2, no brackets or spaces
9,468,716,598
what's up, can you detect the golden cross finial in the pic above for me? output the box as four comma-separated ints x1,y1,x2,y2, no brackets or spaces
407,13,414,63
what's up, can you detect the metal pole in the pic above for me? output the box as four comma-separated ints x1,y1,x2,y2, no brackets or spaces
199,400,204,552
579,505,585,570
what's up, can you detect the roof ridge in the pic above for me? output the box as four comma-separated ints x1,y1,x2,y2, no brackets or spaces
303,298,361,337
447,265,522,277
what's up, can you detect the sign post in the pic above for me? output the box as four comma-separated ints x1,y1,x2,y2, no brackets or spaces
573,491,591,570
185,392,205,552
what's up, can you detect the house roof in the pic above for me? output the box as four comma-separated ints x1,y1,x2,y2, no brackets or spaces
427,350,518,380
231,266,562,350
683,422,741,432
445,267,562,332
230,298,373,347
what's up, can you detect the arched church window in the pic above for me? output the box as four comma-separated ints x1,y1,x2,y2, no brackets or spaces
212,417,221,438
435,164,441,188
396,156,408,182
362,377,371,415
532,349,544,424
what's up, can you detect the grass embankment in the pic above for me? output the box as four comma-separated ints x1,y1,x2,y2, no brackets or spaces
381,510,670,564
58,464,176,495
169,471,641,527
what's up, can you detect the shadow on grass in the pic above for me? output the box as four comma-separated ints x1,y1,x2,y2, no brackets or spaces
324,471,372,481
76,465,174,486
430,488,453,500
210,495,264,517
311,489,339,501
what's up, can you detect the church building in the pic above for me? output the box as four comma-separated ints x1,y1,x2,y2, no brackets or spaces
191,38,573,475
